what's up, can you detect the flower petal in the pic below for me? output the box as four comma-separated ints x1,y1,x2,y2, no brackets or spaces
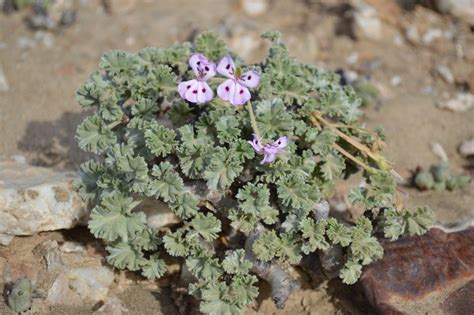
261,153,277,164
196,82,214,104
200,62,217,81
231,83,251,106
178,79,198,99
183,80,201,103
217,55,236,79
189,54,207,77
217,79,236,102
248,134,264,154
238,70,260,88
274,136,288,150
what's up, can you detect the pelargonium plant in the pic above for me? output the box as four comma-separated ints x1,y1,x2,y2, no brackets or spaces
74,32,433,314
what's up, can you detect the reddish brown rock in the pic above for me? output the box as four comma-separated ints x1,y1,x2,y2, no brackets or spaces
360,228,474,315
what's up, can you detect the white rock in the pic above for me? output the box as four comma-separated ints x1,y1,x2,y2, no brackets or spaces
391,76,402,86
60,241,86,253
422,28,443,45
405,25,420,44
346,52,359,65
0,159,88,245
459,138,474,157
0,64,8,92
432,142,448,161
47,266,114,305
435,65,454,84
93,296,129,315
437,92,474,112
16,36,37,49
434,0,474,24
241,0,268,16
353,3,382,40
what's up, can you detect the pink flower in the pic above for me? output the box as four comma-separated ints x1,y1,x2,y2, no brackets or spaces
178,54,216,104
248,134,288,164
216,55,260,106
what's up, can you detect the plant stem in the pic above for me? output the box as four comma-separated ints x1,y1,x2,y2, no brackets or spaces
246,101,261,140
311,112,392,171
333,143,375,174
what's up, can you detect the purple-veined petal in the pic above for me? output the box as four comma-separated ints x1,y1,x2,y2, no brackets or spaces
248,134,264,154
237,70,260,88
273,136,288,150
189,53,208,77
183,80,201,103
261,153,277,164
200,61,217,81
231,82,251,106
217,55,236,79
195,81,214,104
178,79,199,99
217,79,236,102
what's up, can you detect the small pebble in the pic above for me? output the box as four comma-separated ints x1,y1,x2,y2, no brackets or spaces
0,65,9,92
405,25,420,44
437,93,474,112
346,52,359,65
391,76,401,86
422,29,443,45
34,31,55,48
16,36,37,49
459,139,474,157
434,65,454,84
241,0,268,16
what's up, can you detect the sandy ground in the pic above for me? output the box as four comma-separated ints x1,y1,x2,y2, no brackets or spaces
0,0,473,314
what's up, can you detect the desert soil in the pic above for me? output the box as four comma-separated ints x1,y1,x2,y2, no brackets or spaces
0,0,473,314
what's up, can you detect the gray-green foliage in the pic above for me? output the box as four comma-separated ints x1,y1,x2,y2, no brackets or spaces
75,31,433,314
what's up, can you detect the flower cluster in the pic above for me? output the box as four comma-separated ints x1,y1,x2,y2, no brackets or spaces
178,53,288,164
178,54,260,106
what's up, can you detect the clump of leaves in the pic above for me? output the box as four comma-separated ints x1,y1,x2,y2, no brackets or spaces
414,161,470,191
75,31,433,314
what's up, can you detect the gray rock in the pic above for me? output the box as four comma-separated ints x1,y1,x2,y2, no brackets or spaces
0,64,8,92
0,159,88,245
34,31,55,48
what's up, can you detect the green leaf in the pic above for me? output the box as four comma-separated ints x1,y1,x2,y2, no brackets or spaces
320,152,345,181
203,147,242,191
222,249,252,275
326,218,352,246
339,259,362,285
277,174,321,212
144,124,177,157
163,230,189,257
88,206,146,242
306,128,337,156
141,254,167,279
147,162,184,202
190,213,222,241
106,242,144,271
76,115,117,154
229,274,259,308
186,255,223,281
252,230,280,262
169,192,199,219
74,160,105,201
300,218,330,254
255,98,294,138
194,32,229,62
276,232,302,264
199,283,240,315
